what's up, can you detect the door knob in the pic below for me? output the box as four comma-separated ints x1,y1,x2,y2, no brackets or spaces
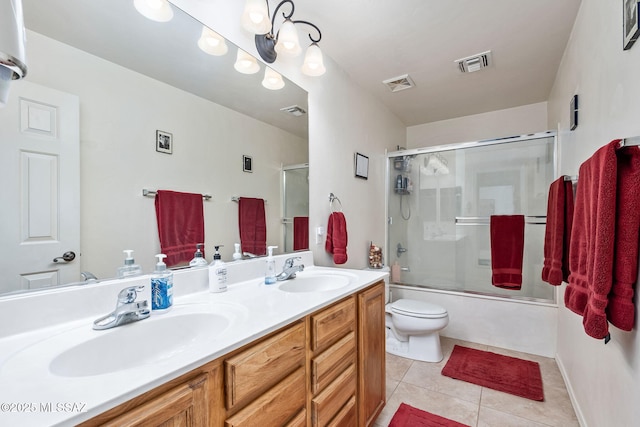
53,251,76,263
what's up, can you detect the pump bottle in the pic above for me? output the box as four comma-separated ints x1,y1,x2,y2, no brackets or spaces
117,249,142,278
264,246,278,284
151,254,173,312
232,243,243,261
209,245,227,293
189,243,208,268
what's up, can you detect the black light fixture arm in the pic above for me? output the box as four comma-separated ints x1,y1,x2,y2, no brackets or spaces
291,20,322,43
268,0,295,37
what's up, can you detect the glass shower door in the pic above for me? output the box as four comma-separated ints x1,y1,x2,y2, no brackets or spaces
282,164,309,253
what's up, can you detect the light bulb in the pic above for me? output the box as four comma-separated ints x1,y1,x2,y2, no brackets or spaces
301,43,326,76
262,67,285,90
234,49,260,74
241,0,271,34
197,27,228,56
133,0,173,22
274,19,301,57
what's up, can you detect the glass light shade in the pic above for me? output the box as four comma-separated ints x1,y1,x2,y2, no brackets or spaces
274,19,301,57
234,49,260,74
197,27,228,56
133,0,173,22
262,67,285,90
241,0,271,34
301,43,326,76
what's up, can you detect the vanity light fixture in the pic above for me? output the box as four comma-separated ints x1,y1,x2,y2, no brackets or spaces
133,0,174,22
234,48,261,74
241,0,326,77
262,67,285,90
197,26,228,56
0,0,27,107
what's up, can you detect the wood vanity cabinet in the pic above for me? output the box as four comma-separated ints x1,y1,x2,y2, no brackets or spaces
83,281,385,427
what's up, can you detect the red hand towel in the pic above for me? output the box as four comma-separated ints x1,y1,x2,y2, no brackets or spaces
607,145,640,332
293,216,309,251
542,177,574,285
155,190,205,267
238,197,267,256
565,140,618,339
325,212,348,264
490,215,525,290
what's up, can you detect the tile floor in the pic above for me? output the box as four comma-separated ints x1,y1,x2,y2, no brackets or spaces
375,337,579,427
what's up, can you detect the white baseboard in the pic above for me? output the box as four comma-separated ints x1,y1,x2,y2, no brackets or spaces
555,353,587,427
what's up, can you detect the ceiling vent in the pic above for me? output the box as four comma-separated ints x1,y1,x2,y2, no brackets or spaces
280,105,307,116
382,74,416,92
455,50,492,73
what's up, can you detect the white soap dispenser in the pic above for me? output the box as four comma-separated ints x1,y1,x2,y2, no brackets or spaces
208,245,227,293
189,243,208,268
117,250,143,278
232,243,243,261
265,245,278,284
151,254,173,312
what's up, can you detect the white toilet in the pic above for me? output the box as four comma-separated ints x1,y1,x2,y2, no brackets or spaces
382,274,449,362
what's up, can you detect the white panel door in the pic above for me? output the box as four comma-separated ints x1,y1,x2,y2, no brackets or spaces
0,80,80,293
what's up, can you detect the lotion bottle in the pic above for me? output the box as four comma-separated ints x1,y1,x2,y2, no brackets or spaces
117,249,142,278
264,245,278,284
189,243,208,268
209,245,227,293
232,243,243,261
151,254,173,312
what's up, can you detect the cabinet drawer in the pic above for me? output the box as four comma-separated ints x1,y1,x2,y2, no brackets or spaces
225,367,306,427
310,297,355,352
285,409,307,427
328,395,356,427
311,363,356,427
311,331,356,394
225,321,305,409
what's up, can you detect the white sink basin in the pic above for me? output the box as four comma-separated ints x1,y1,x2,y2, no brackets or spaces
50,312,227,377
278,271,356,293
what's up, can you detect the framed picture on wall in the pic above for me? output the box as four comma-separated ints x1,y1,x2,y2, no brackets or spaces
624,0,640,50
243,155,253,172
355,152,369,179
156,130,172,154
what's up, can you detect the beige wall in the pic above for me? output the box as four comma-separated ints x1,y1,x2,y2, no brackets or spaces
25,31,307,278
547,1,640,426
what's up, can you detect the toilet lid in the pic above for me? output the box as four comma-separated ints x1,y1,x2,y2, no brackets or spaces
390,299,447,318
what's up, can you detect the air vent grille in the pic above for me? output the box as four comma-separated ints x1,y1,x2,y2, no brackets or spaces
455,51,492,73
382,74,416,92
280,105,307,116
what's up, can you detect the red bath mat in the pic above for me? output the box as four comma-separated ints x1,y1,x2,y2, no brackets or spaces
389,403,470,427
441,345,544,401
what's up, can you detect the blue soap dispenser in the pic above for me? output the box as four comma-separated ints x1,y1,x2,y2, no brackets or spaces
151,254,173,312
265,245,278,284
189,243,208,268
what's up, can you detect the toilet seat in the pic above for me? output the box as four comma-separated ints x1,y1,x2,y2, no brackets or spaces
389,299,447,319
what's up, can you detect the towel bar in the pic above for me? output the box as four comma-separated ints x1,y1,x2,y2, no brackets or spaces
142,189,212,200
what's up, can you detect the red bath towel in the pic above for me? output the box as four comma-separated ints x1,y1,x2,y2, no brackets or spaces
490,215,525,290
238,197,267,256
542,177,574,286
608,145,640,332
325,212,348,264
565,140,618,339
155,190,205,267
293,216,309,251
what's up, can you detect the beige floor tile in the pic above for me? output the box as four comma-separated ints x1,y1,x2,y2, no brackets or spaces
385,353,413,382
402,359,482,404
478,406,552,427
386,378,399,400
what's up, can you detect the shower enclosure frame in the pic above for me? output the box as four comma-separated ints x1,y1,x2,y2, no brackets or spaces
385,131,558,304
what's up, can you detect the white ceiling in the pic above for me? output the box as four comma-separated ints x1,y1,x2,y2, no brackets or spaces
294,0,582,126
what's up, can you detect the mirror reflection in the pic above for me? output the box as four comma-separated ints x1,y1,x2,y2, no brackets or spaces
0,0,309,296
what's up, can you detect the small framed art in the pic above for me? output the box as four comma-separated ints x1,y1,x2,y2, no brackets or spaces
156,130,172,154
624,0,640,50
570,95,578,131
355,152,369,179
243,155,253,172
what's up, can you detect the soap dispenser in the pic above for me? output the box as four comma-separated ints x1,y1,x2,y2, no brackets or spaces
151,254,173,312
117,249,142,278
264,246,278,284
209,245,227,293
189,243,208,268
232,243,242,261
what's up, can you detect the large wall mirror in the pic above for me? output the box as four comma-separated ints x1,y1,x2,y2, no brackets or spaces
0,0,309,296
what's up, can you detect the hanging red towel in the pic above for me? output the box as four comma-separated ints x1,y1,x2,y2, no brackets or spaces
565,140,618,339
238,197,267,256
542,177,574,286
155,190,205,267
325,212,348,264
607,145,640,332
293,216,309,251
490,215,525,290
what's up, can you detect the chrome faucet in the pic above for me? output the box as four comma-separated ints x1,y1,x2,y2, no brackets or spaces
276,256,304,281
93,285,151,330
81,271,98,282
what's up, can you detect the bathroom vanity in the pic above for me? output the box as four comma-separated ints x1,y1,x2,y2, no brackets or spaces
0,252,386,427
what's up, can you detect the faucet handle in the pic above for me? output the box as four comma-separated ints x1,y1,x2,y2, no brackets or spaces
117,285,145,305
284,256,302,267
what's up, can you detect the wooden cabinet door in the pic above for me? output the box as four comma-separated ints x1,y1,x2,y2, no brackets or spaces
101,374,208,427
358,282,386,427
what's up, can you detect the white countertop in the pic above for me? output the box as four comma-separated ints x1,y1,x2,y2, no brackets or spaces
0,254,387,427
